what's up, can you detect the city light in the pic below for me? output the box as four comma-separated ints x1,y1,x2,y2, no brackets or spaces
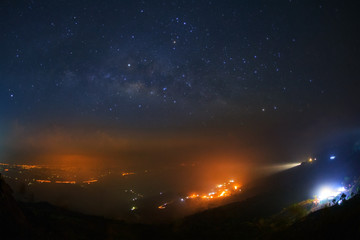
36,180,51,183
317,185,346,201
82,179,98,184
158,179,242,210
185,180,241,201
122,172,135,176
186,179,241,199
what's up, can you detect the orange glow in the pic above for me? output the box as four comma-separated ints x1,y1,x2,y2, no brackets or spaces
313,198,320,205
55,180,76,184
186,193,200,199
122,172,135,176
184,179,242,201
18,164,40,170
158,202,171,209
36,179,51,183
82,179,98,184
4,169,9,172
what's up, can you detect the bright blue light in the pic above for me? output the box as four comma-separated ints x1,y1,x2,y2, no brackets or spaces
330,155,336,160
316,184,346,201
318,187,337,200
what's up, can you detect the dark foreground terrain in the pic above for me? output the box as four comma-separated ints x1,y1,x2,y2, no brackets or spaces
2,167,360,239
2,141,360,239
267,195,360,240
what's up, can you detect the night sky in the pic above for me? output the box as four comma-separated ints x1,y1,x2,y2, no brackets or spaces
1,0,360,167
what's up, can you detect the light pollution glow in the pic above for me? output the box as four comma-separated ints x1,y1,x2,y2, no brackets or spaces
2,123,305,215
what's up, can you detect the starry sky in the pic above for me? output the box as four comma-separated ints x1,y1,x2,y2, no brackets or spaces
1,0,360,166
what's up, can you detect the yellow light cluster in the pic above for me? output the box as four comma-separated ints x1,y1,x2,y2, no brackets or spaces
122,172,135,176
185,180,241,200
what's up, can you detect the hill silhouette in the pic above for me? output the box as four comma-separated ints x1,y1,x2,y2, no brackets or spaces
171,144,360,239
1,138,360,239
266,194,360,239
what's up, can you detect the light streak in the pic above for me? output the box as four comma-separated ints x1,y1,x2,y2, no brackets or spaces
55,180,76,184
36,180,51,183
82,179,98,184
122,172,135,176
